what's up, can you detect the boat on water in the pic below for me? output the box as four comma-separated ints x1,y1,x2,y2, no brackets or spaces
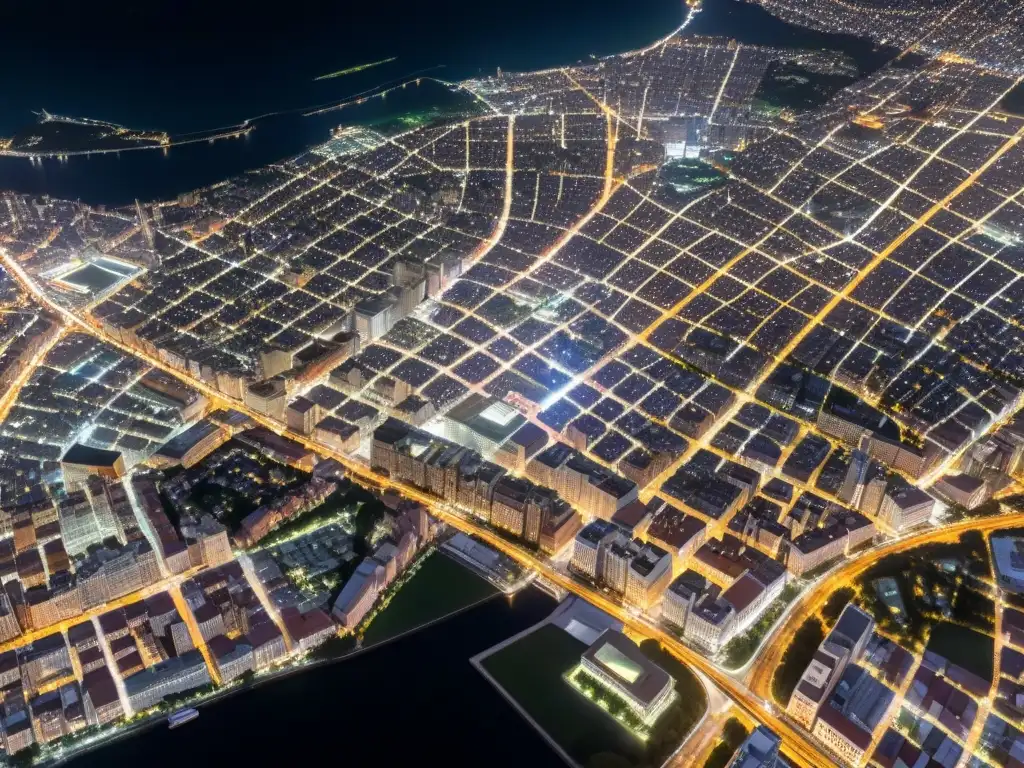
168,708,199,729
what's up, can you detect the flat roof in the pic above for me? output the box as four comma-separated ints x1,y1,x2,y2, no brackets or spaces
830,604,873,649
582,629,672,706
446,394,526,443
61,443,122,467
155,420,223,460
648,506,706,550
722,573,765,615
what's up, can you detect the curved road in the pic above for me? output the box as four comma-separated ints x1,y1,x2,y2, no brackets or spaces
746,513,1024,700
5,218,1024,768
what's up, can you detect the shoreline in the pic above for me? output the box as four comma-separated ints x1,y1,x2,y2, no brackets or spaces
43,556,508,768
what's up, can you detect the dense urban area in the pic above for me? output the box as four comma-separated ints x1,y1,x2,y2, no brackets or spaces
2,0,1024,766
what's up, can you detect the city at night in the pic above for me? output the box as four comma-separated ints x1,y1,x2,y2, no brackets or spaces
1,0,1024,766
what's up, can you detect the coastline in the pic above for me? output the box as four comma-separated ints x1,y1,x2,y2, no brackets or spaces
46,573,508,768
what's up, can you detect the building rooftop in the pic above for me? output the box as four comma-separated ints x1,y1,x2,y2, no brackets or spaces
61,443,122,467
648,505,706,550
721,572,766,615
816,700,872,751
144,591,176,616
154,420,223,461
830,604,874,651
82,666,119,709
667,569,711,602
610,500,651,533
630,543,669,578
938,473,986,494
581,629,673,707
886,486,934,509
577,519,617,546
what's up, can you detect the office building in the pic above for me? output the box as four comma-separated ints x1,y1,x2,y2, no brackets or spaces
838,450,870,507
877,487,934,533
208,635,254,683
60,444,125,489
331,558,385,630
787,604,874,729
285,397,324,436
602,534,641,594
571,520,618,581
625,543,672,609
662,570,710,635
993,536,1024,593
354,296,394,343
934,474,989,510
684,589,736,653
244,378,288,422
123,651,211,712
580,630,675,723
727,726,781,768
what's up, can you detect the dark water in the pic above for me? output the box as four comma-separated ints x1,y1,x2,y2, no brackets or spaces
69,587,562,768
0,0,896,207
0,82,475,207
688,0,895,74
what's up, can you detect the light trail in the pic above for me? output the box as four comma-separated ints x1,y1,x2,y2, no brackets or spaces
0,239,836,766
10,230,1024,765
746,513,1024,700
0,322,65,424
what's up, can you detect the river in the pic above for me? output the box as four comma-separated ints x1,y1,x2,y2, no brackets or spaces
0,0,895,207
68,587,562,767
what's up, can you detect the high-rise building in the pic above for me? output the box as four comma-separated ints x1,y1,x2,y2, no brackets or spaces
570,520,618,581
837,450,870,507
727,726,781,768
625,543,673,609
602,534,641,594
877,487,935,533
858,475,887,517
662,570,710,634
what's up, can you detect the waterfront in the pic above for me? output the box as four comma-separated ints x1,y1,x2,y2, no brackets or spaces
67,587,563,768
0,0,895,207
